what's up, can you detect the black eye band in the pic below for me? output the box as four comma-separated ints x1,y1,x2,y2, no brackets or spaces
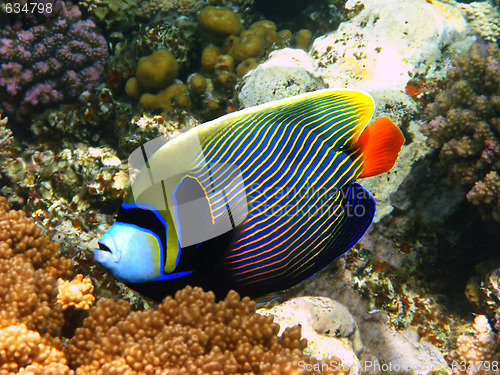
116,206,167,252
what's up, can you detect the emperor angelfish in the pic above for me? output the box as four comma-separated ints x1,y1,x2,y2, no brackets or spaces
95,89,405,300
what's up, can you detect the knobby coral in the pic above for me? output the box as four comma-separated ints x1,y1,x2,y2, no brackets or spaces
69,286,344,374
0,195,77,374
421,41,500,221
0,0,108,121
0,196,72,336
0,323,72,375
447,311,500,375
57,273,95,310
466,170,500,221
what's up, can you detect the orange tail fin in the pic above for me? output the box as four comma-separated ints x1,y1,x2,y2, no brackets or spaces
357,117,405,179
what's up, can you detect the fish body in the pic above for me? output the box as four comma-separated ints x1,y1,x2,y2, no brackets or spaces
95,89,404,300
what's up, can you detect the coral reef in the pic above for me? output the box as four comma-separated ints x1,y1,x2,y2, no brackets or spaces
0,115,12,179
1,1,497,372
138,82,190,111
447,312,500,375
465,260,500,318
258,296,362,373
311,0,471,91
0,323,72,375
127,49,179,95
69,286,341,374
0,143,128,215
118,112,198,153
421,41,500,222
78,0,138,32
454,0,500,43
134,0,256,21
124,48,199,113
57,274,95,311
0,195,85,374
187,73,208,95
351,249,457,347
0,136,128,279
282,246,453,374
0,0,108,122
103,0,253,101
236,48,325,108
466,170,500,222
105,16,199,98
199,5,243,42
0,196,73,336
119,5,314,115
29,87,123,144
0,195,348,374
130,17,198,66
135,0,210,18
123,47,189,112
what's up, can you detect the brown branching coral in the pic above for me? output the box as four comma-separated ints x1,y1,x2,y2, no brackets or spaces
0,195,75,374
0,323,71,375
57,274,95,310
0,196,73,336
447,312,500,375
69,286,344,374
467,170,500,222
421,41,500,222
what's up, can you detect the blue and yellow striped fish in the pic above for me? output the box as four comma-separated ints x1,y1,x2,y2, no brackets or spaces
94,89,404,300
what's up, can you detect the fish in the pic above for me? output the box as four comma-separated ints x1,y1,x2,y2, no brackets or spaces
94,89,405,300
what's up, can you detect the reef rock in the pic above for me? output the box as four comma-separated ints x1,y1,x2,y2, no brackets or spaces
311,0,473,91
236,48,325,109
361,90,431,221
257,296,361,374
360,320,451,375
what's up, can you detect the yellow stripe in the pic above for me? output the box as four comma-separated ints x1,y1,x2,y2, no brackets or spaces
192,89,373,174
229,138,362,254
227,152,363,261
229,191,344,275
177,173,219,225
194,95,367,228
198,96,327,187
191,112,259,171
197,95,357,187
212,105,360,220
207,100,335,211
226,163,361,278
233,163,364,283
243,111,358,208
190,111,280,217
232,186,352,283
197,110,280,186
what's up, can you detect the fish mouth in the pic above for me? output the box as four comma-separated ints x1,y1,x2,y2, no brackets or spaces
94,241,120,264
97,242,112,253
